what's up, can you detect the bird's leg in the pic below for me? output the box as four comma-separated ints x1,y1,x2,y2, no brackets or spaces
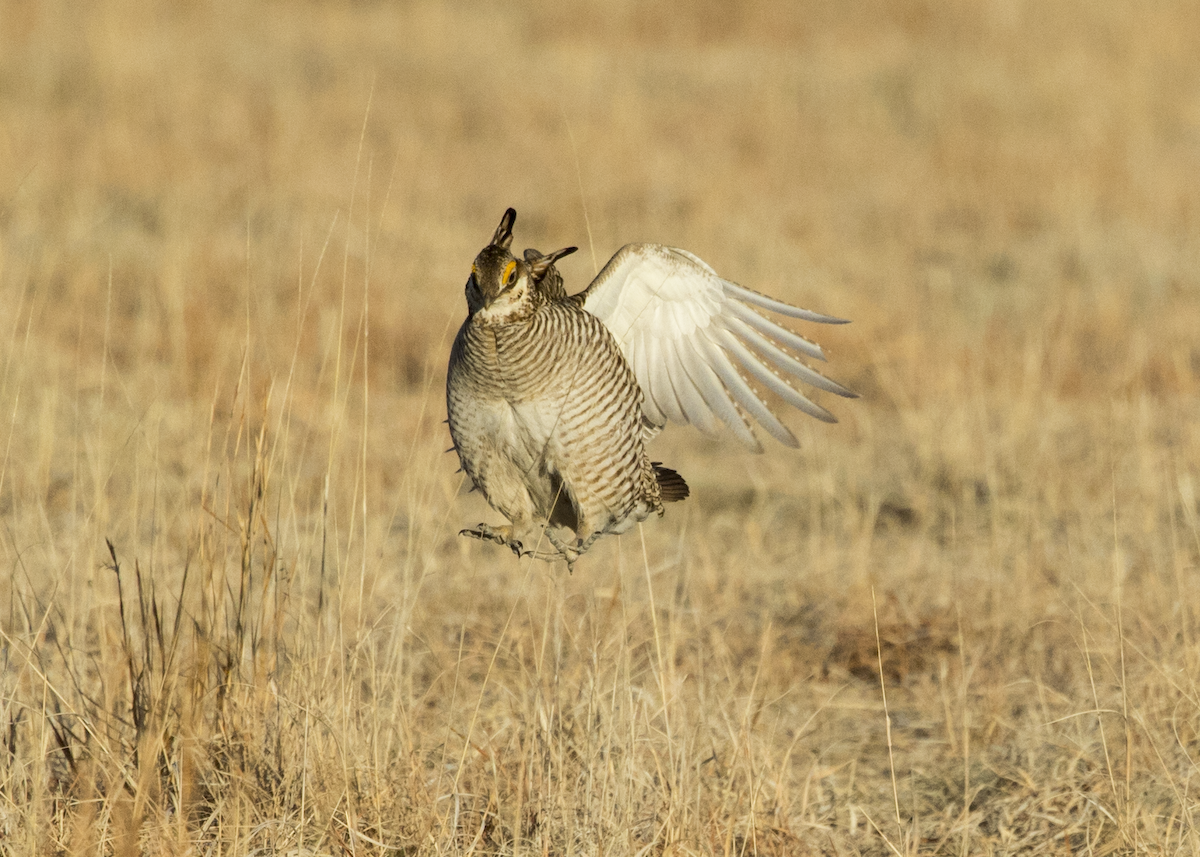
575,530,605,556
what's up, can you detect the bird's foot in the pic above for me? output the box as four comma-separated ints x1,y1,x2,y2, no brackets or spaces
460,522,512,547
545,532,579,572
460,524,565,563
544,530,606,574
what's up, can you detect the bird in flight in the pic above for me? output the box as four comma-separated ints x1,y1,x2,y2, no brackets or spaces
446,209,855,568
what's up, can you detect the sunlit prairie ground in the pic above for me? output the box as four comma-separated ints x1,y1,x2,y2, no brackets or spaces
1,0,1199,854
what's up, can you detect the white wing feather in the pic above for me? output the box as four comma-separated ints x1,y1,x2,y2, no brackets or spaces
580,243,855,451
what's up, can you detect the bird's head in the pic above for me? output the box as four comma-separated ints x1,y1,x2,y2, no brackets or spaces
464,209,577,322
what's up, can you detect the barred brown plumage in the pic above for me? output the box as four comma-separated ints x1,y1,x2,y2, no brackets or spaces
447,208,856,568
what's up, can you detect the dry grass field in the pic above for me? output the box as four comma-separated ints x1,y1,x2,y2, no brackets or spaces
2,0,1199,853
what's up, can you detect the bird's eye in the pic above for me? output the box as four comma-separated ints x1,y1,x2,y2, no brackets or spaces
502,261,518,288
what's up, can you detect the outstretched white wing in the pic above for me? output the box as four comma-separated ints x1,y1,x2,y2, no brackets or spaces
578,244,856,452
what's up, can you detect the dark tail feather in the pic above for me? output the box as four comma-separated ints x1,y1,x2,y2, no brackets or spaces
652,462,689,503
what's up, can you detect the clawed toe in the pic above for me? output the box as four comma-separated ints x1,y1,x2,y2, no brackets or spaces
460,524,509,546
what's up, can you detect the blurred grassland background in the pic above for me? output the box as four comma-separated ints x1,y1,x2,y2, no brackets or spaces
1,0,1199,853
